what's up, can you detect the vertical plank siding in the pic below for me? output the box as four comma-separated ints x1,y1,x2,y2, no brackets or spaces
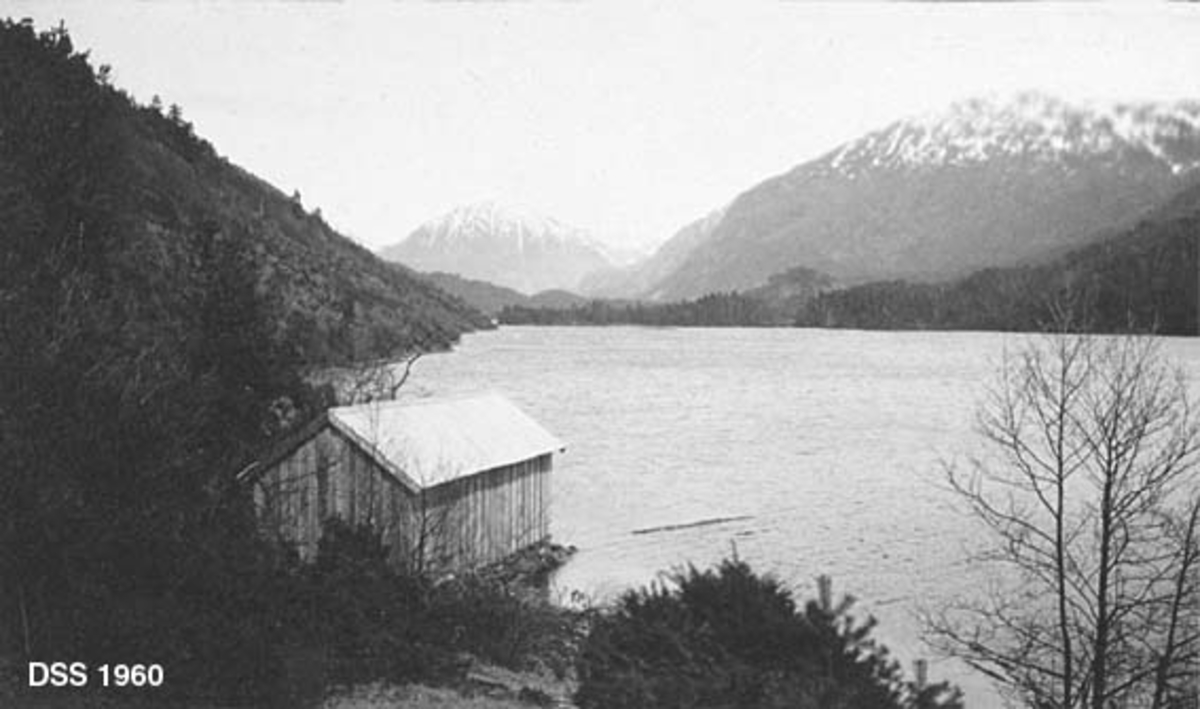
419,457,552,571
253,424,556,573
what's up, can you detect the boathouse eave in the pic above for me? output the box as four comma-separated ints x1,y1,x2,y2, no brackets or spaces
325,413,424,494
237,413,330,485
235,413,423,495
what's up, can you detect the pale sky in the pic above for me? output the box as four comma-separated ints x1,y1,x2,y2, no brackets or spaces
4,1,1199,252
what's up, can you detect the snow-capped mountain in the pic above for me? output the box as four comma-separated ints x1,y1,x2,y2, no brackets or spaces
644,92,1200,300
381,202,618,294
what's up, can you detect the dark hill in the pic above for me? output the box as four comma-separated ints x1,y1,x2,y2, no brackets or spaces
795,181,1200,335
0,19,487,369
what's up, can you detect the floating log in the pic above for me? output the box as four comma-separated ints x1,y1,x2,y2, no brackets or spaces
632,515,753,536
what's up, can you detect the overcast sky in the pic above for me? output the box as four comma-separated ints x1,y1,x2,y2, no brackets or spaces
4,1,1199,252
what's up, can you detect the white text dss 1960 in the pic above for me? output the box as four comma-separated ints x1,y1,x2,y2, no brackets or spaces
28,662,164,688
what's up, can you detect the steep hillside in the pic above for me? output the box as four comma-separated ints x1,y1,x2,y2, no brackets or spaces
0,20,489,370
7,62,493,370
119,115,488,365
649,93,1200,300
382,202,617,294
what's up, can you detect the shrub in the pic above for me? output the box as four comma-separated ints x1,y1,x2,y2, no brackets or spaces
576,558,963,709
426,574,580,675
274,518,580,691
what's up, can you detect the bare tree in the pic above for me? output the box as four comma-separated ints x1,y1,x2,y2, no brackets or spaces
338,350,422,405
925,331,1200,708
407,481,461,577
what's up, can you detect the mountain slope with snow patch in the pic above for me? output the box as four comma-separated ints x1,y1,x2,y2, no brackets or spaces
648,92,1200,300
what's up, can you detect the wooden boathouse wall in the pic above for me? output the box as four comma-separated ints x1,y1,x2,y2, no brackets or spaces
252,423,421,568
249,396,559,573
423,453,552,569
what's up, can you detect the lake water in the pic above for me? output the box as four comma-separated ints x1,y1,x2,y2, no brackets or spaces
405,326,1200,707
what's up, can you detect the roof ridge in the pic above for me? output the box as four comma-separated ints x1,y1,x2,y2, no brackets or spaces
330,389,507,414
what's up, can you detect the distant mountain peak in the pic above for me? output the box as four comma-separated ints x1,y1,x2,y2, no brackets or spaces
823,92,1200,177
382,202,616,294
426,201,573,241
413,201,614,253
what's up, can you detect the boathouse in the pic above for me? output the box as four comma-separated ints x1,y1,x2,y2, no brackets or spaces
245,392,564,572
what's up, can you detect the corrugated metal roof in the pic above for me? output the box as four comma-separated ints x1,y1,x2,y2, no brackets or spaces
328,391,565,490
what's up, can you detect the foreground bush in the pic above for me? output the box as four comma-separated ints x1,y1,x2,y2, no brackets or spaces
576,558,963,709
275,519,578,691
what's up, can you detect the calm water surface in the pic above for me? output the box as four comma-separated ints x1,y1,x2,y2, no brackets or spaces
406,326,1200,707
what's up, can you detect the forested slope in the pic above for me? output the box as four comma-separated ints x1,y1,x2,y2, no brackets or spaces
795,189,1199,334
